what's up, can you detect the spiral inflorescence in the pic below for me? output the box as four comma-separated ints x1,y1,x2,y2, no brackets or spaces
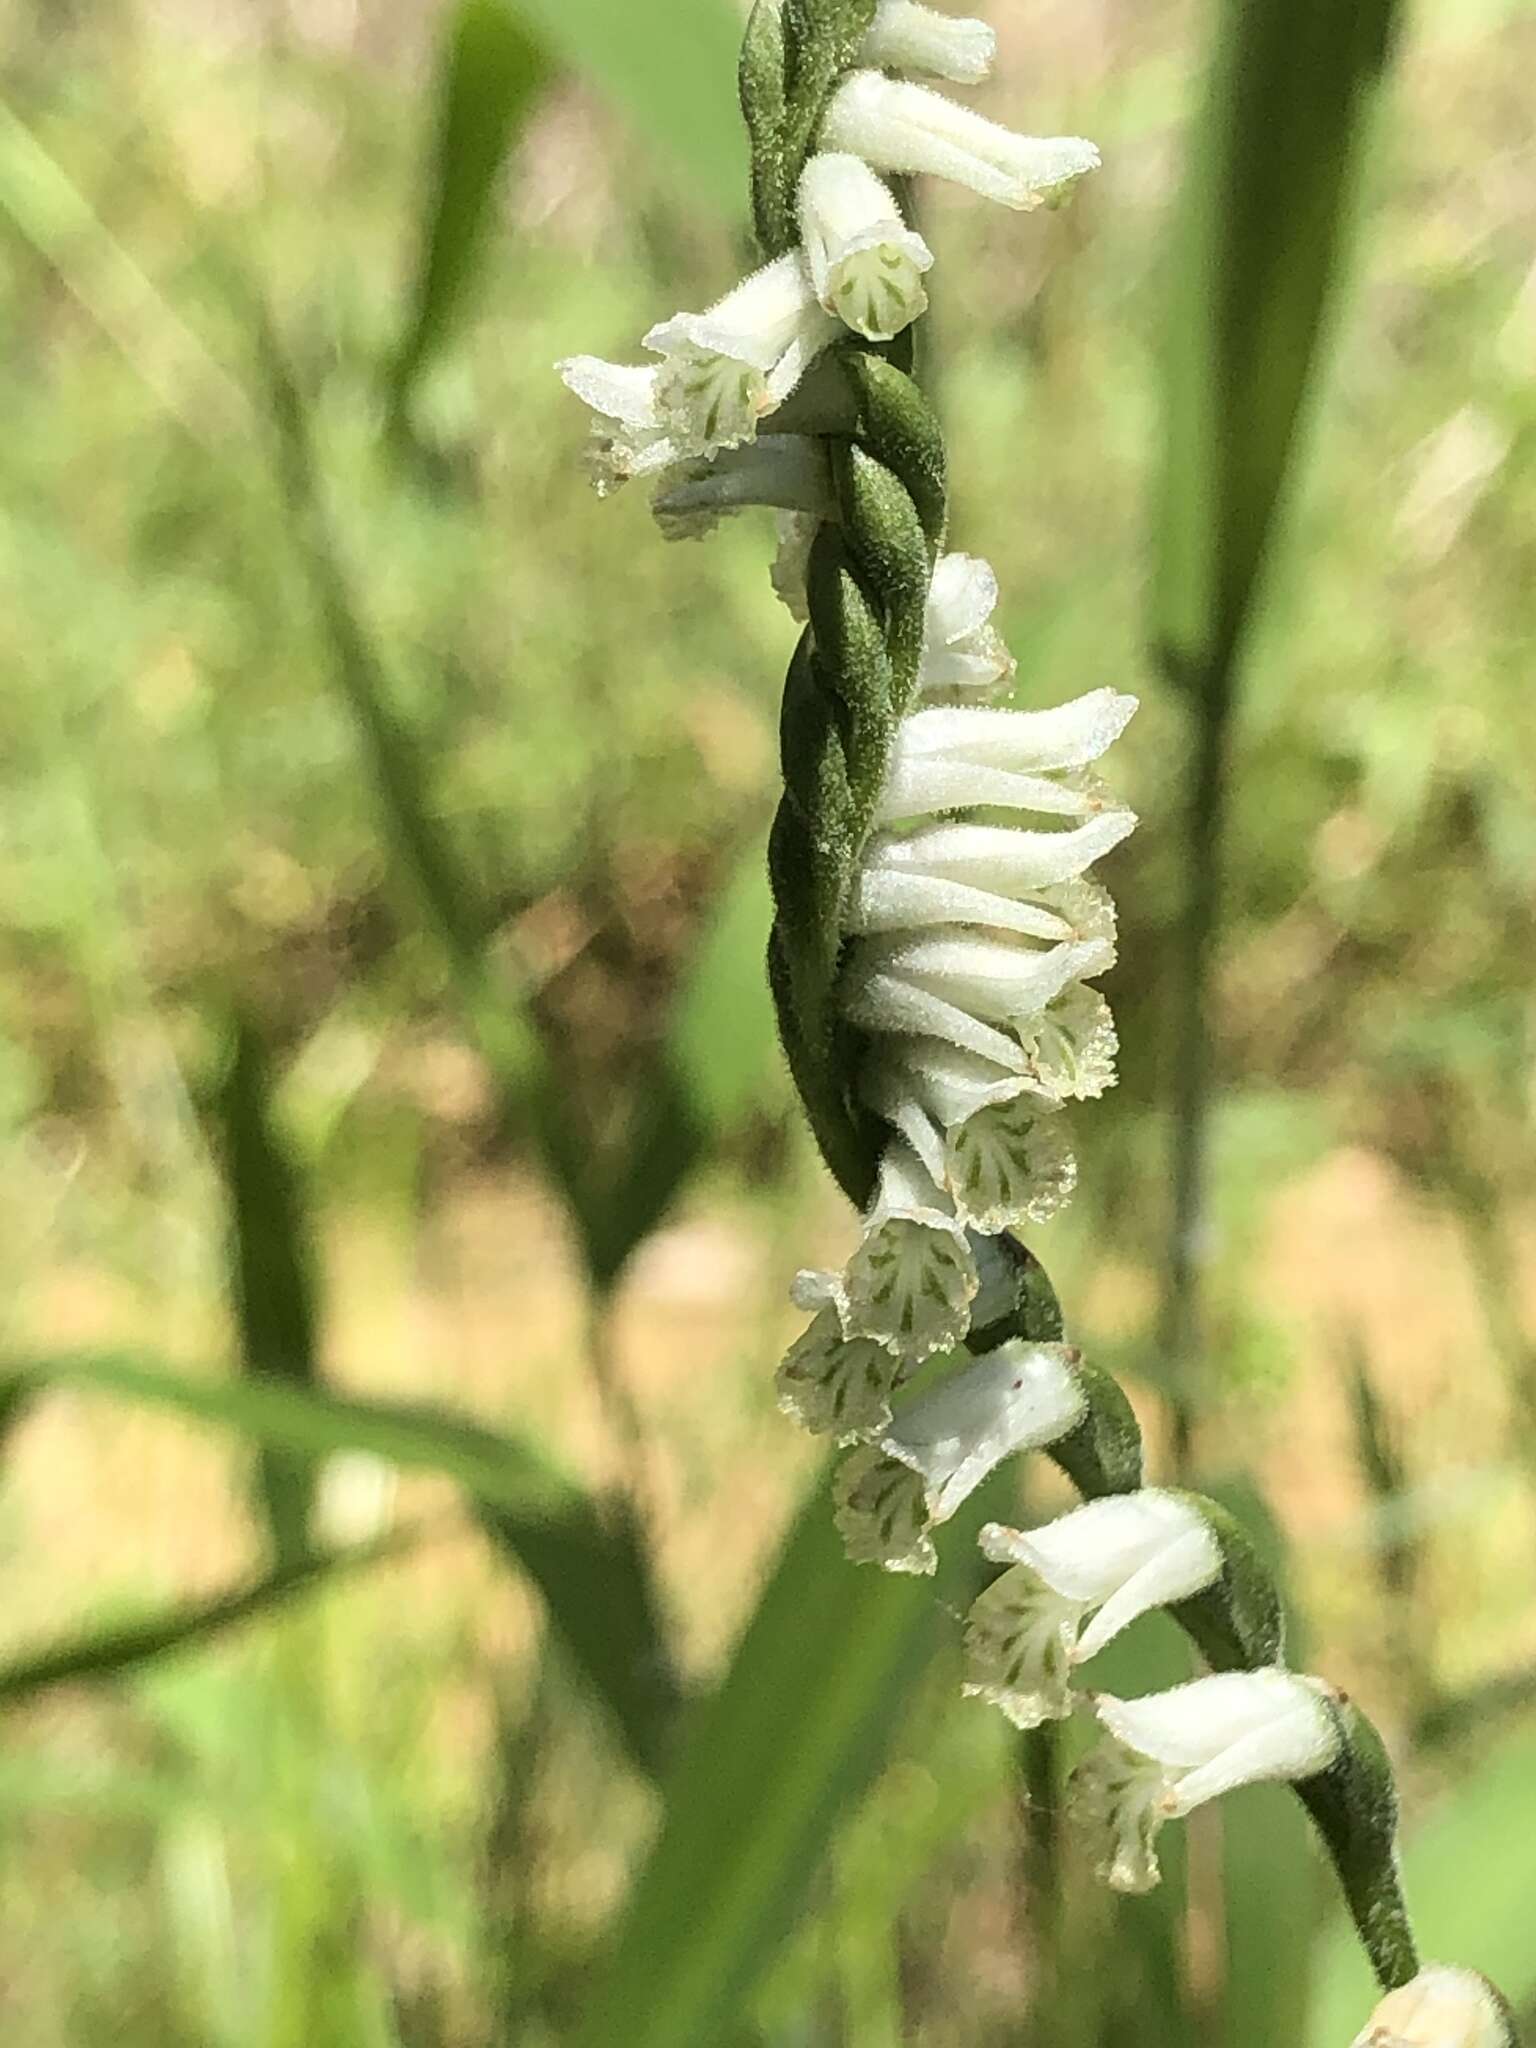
556,3,1519,2030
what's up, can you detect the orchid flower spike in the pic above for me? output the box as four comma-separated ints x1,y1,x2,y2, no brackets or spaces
859,1,997,86
562,0,1438,2008
1352,1968,1518,2048
964,1492,1222,1728
1072,1672,1341,1895
820,71,1100,212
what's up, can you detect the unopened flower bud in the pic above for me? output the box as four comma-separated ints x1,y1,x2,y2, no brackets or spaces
1352,1967,1517,2048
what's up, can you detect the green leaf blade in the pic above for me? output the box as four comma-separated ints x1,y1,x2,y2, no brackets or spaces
389,0,550,420
508,0,745,196
574,1464,1002,2048
5,1353,681,1777
1154,0,1403,686
0,1537,403,1706
213,1012,323,1567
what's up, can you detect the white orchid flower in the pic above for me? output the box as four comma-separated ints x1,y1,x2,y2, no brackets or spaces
1072,1671,1341,1894
643,252,843,459
820,71,1100,212
963,1492,1222,1728
555,356,681,495
864,1044,1077,1234
834,1339,1087,1573
798,152,934,341
844,929,1116,1074
1016,981,1120,1100
859,0,997,86
836,1138,979,1364
876,691,1140,822
776,1272,904,1440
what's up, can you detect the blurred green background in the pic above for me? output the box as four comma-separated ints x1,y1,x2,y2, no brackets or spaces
2,0,1535,2042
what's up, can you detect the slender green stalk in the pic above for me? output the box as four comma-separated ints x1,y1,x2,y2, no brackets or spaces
1158,675,1234,1475
1016,1723,1065,2044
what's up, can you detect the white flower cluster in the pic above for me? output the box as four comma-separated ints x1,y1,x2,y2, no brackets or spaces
557,2,1098,498
958,1486,1350,1894
782,560,1137,1566
557,6,1128,1586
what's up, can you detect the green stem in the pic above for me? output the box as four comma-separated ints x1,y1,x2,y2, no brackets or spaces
1158,675,1233,1476
1017,1724,1064,2044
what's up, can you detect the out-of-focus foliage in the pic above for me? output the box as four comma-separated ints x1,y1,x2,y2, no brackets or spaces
2,0,1536,2042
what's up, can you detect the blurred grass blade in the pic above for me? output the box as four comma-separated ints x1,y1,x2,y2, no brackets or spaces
507,0,745,195
1154,0,1402,687
573,1464,1002,2048
1307,1721,1536,2041
6,1352,680,1776
1221,1786,1320,2042
1417,1667,1536,1751
388,0,550,428
1149,0,1404,1471
255,302,540,1100
260,312,707,1285
0,1376,31,1449
671,840,782,1136
213,1013,321,1567
537,1059,704,1293
0,98,251,446
0,1532,406,1706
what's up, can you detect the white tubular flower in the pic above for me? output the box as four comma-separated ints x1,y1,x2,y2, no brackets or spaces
1353,1967,1516,2048
643,253,843,459
1017,981,1119,1100
820,71,1100,213
556,356,680,495
859,0,997,85
797,152,934,342
866,1043,1076,1233
652,434,832,541
835,1339,1087,1573
877,985,1116,1108
849,826,1123,941
776,1282,903,1441
963,1493,1222,1729
877,691,1139,823
844,930,1116,1073
918,553,1016,701
1073,1672,1341,1895
838,1138,978,1364
946,1081,1077,1231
